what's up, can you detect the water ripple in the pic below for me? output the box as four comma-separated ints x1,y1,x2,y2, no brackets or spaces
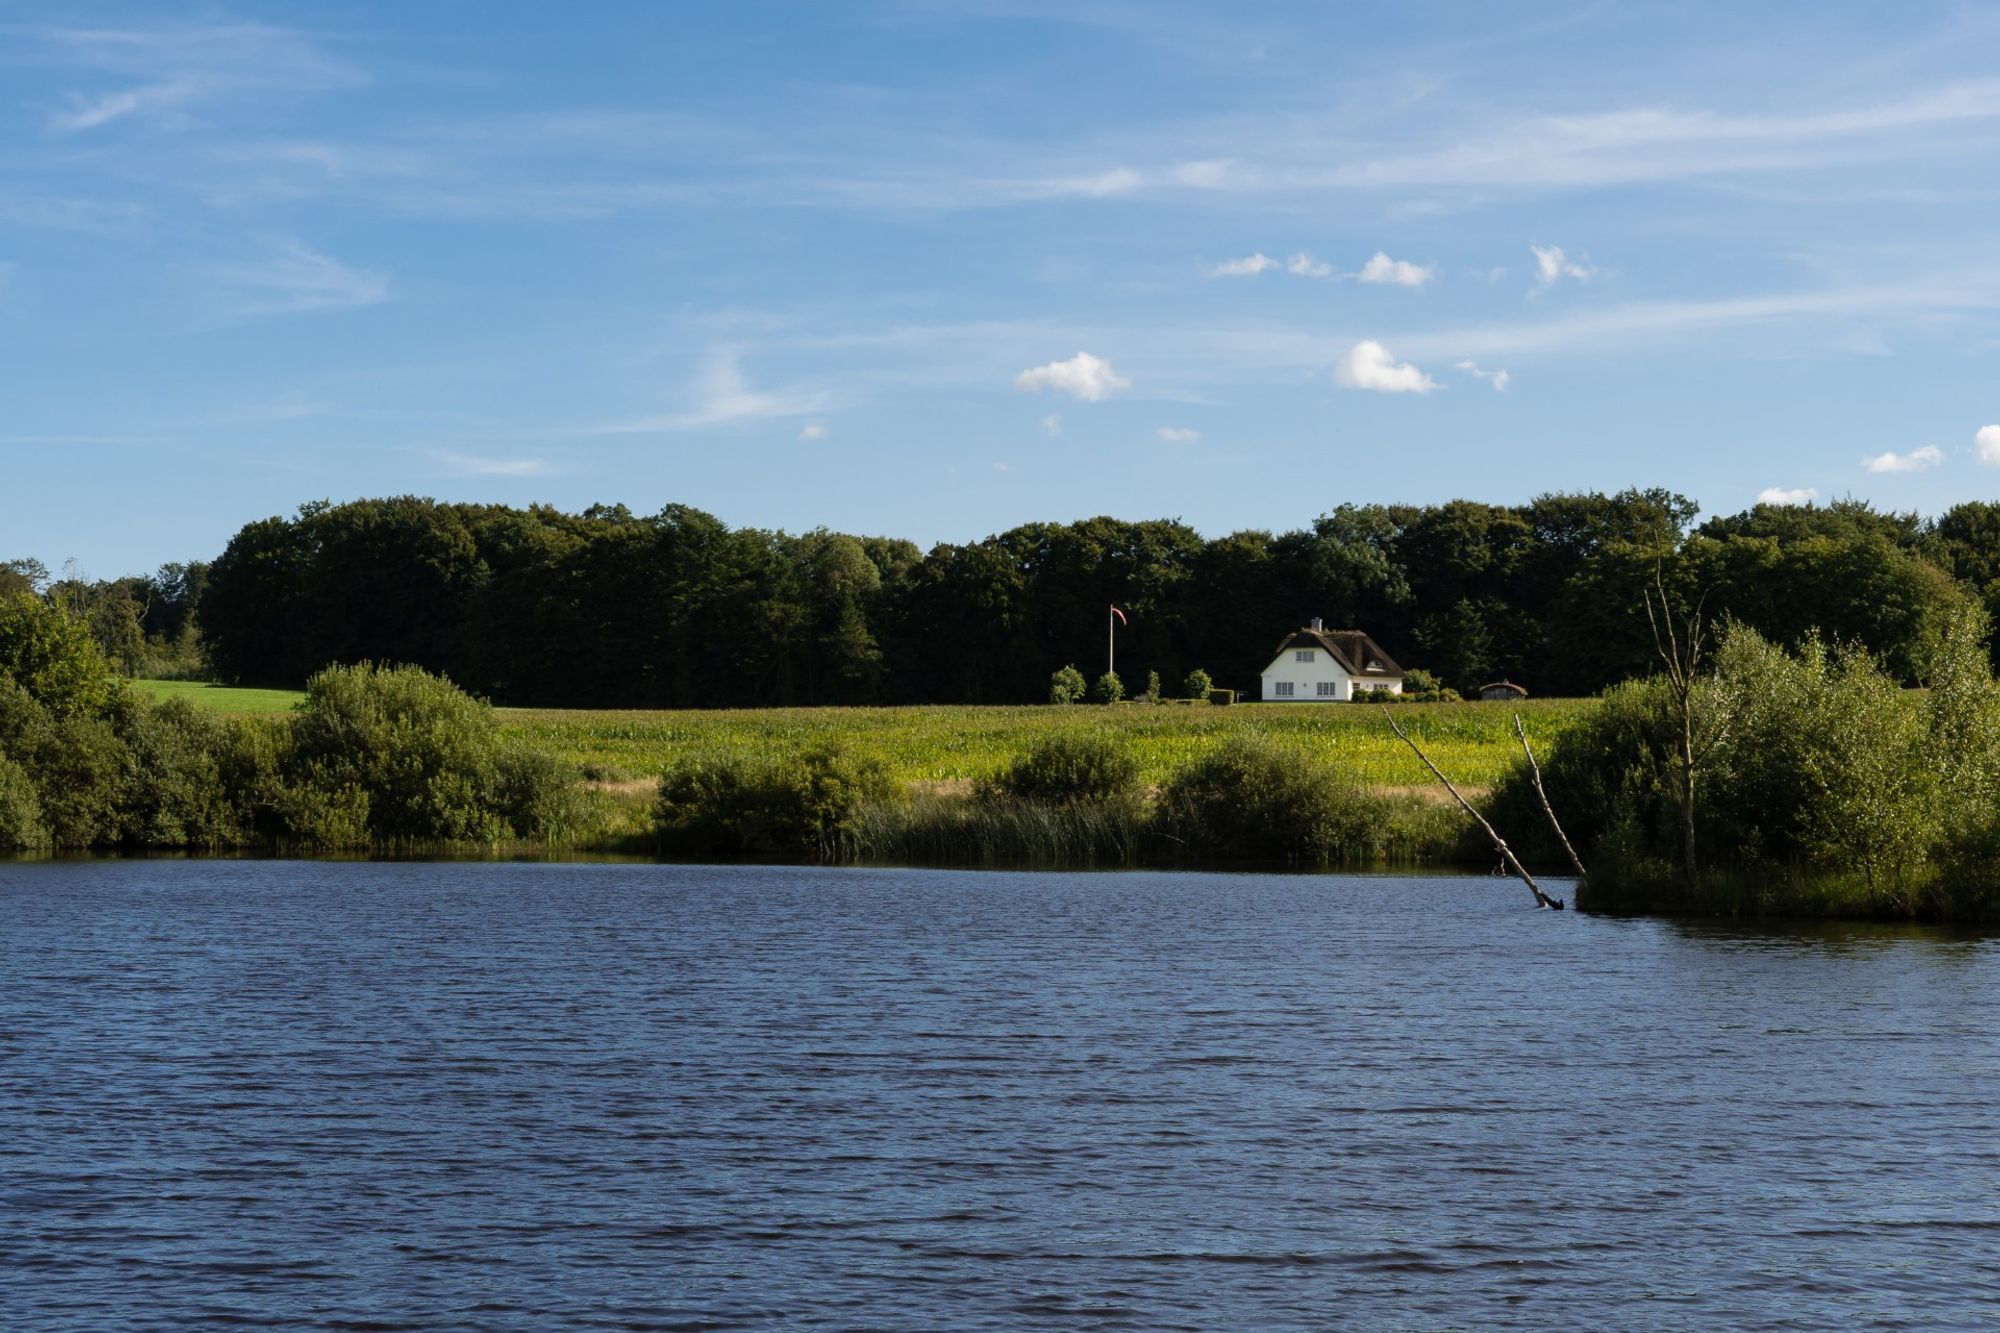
4,859,1998,1330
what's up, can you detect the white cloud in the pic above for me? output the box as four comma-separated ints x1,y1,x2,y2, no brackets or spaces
1757,486,1819,506
1157,426,1201,442
437,452,546,477
1863,445,1942,473
1978,425,2000,466
1040,412,1062,436
586,349,828,433
1049,167,1142,198
1211,253,1278,277
1334,341,1438,394
1357,251,1435,288
1014,351,1129,401
1455,360,1511,391
1531,243,1597,288
210,242,389,318
1287,251,1332,278
1173,160,1233,188
799,423,827,441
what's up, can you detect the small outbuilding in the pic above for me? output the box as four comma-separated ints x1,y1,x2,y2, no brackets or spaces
1259,619,1404,701
1479,680,1529,701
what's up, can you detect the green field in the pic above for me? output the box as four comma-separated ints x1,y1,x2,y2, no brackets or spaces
501,698,1592,791
132,679,1593,791
133,679,307,714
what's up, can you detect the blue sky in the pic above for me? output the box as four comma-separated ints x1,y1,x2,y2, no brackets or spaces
5,1,2000,577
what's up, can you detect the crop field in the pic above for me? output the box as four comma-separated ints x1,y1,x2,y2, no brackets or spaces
501,698,1597,791
132,679,1596,791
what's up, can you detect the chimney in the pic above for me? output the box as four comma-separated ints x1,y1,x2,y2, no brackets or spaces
1310,617,1323,631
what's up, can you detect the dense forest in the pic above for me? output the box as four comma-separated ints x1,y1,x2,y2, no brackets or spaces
13,488,2000,707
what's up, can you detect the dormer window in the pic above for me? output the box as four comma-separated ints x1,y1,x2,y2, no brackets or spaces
1295,649,1314,662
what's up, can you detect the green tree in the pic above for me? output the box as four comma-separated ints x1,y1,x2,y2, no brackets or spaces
1048,664,1087,703
0,593,118,718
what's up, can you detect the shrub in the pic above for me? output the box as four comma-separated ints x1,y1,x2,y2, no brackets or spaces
1404,668,1445,695
495,743,589,843
984,730,1141,804
116,697,247,848
281,662,578,846
655,743,898,860
283,662,506,843
1048,664,1087,705
1157,733,1399,863
654,756,759,856
23,712,128,849
1143,670,1162,703
1089,670,1125,704
1182,668,1212,700
1499,623,1958,913
0,753,47,851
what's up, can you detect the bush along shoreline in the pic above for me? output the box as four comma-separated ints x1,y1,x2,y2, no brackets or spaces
1486,607,2000,921
0,593,587,855
19,583,2000,919
651,729,1475,872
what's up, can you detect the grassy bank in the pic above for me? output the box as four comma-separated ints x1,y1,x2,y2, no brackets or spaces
126,681,1590,870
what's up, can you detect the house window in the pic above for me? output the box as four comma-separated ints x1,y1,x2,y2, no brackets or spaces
1274,681,1295,697
1295,650,1314,662
1317,681,1337,696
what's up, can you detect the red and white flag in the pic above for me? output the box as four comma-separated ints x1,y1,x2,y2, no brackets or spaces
1110,605,1128,625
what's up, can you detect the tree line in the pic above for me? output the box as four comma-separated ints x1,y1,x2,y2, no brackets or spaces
18,488,2000,706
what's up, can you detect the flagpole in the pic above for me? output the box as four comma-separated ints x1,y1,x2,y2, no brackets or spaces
1108,604,1115,679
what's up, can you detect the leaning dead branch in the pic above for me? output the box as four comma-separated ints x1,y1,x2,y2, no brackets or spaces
1514,714,1587,884
1386,713,1563,910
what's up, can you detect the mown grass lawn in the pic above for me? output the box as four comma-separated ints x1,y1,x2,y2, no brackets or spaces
132,679,1594,792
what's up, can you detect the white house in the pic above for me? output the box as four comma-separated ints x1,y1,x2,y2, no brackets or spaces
1259,619,1405,701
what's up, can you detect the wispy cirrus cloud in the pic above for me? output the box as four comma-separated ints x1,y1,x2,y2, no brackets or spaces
208,242,389,320
1210,253,1278,277
584,349,830,433
35,22,365,132
436,451,548,477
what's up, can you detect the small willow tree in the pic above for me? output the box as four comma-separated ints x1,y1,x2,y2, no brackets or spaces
1642,570,1743,892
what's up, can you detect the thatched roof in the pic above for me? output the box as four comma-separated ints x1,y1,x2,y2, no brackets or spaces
1267,627,1404,678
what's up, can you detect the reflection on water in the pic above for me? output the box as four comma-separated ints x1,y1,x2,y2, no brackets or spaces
3,860,1996,1330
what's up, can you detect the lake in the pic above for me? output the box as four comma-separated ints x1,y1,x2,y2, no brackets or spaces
5,861,1998,1330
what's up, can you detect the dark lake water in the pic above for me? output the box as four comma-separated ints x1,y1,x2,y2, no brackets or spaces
5,861,1999,1330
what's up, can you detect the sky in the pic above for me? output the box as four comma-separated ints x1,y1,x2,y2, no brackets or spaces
5,1,2000,577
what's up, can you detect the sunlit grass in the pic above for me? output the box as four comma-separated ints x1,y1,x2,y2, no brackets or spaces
499,697,1596,790
135,678,1594,791
131,679,306,714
